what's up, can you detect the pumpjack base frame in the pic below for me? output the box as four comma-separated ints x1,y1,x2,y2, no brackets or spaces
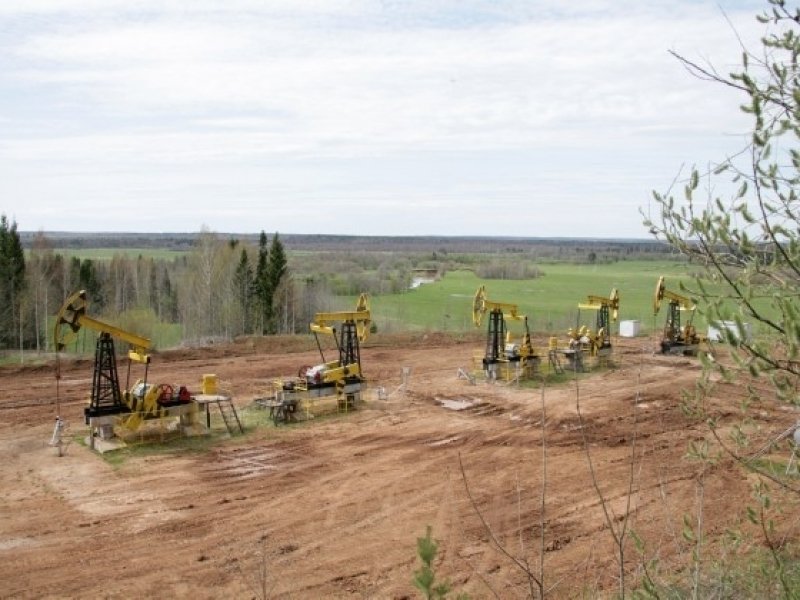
481,356,540,382
85,433,127,454
84,405,131,423
660,341,699,357
86,415,123,452
85,403,204,452
268,379,366,424
560,347,614,371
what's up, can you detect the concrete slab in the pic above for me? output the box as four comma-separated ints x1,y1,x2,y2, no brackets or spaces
85,435,126,454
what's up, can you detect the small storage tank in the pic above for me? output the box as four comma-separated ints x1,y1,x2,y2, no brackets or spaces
707,321,752,343
619,320,641,338
202,374,218,395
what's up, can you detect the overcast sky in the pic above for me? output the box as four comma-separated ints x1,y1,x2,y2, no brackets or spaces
0,0,768,238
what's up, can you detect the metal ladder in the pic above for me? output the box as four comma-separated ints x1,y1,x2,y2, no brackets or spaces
548,349,564,374
215,397,244,434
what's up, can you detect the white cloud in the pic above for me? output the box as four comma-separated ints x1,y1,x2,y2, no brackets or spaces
0,1,770,235
0,0,366,16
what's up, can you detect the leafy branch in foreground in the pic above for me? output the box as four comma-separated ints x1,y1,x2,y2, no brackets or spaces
643,1,800,596
645,0,800,485
645,1,800,400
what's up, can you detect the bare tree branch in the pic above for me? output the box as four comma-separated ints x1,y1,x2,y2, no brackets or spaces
458,453,543,596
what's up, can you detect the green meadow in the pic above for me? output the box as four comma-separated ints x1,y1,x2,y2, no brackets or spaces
47,248,188,261
368,261,701,336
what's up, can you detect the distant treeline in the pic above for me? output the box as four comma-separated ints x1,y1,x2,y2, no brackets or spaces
20,231,674,259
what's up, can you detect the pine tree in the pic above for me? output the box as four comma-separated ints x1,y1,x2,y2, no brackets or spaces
254,231,270,334
148,258,158,311
233,247,254,335
51,253,65,304
162,269,179,322
79,259,103,309
68,256,81,293
266,233,288,334
412,526,466,599
0,215,26,349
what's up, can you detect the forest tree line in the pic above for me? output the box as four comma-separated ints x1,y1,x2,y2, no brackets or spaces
2,215,683,353
2,218,429,353
2,219,347,352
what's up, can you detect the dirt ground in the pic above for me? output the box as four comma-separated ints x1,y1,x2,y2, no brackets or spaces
0,333,795,599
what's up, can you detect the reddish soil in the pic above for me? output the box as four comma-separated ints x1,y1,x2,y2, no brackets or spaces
0,334,794,598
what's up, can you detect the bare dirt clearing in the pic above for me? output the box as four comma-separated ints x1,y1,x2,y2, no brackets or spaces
0,335,790,598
